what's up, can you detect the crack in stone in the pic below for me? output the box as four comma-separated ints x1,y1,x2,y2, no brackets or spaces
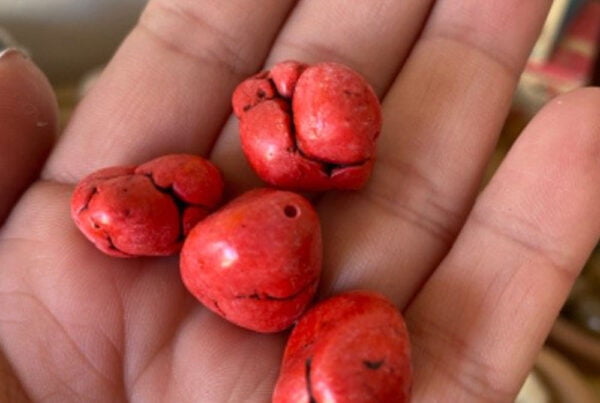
142,172,211,242
143,172,213,209
241,76,277,113
319,158,371,177
267,76,370,178
286,115,371,178
305,358,318,403
235,292,295,301
90,217,132,257
233,279,315,302
77,186,98,214
241,71,372,179
363,359,384,370
212,299,226,317
80,182,132,257
105,232,119,252
77,171,135,214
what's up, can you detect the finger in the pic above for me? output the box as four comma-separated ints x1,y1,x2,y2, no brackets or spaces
210,0,436,190
128,308,285,402
43,0,296,183
0,347,29,402
0,49,57,224
406,88,600,401
317,0,552,303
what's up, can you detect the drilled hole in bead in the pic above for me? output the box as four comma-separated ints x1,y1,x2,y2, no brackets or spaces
284,205,298,218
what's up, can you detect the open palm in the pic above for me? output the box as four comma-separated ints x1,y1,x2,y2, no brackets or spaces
2,1,600,401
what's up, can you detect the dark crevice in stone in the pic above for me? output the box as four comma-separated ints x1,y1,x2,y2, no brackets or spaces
142,172,212,210
305,358,318,403
212,299,226,317
79,172,133,215
293,142,371,178
295,145,371,177
77,186,98,214
266,77,278,97
342,89,363,98
321,162,338,177
241,77,278,113
242,71,371,179
141,173,210,243
234,291,298,301
278,86,369,178
363,359,384,370
325,157,370,172
234,280,315,302
105,233,118,252
92,219,132,257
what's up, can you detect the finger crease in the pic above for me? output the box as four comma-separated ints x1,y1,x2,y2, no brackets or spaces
0,290,124,399
126,298,195,401
362,159,463,246
410,317,515,402
469,206,575,283
139,1,254,78
421,30,520,79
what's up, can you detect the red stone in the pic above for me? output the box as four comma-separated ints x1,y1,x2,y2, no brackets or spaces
232,61,381,191
273,291,412,402
180,188,322,333
71,154,224,257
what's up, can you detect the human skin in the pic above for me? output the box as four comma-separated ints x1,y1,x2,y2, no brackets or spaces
70,154,224,257
273,291,411,403
2,1,600,402
233,61,380,191
181,188,322,333
0,50,57,225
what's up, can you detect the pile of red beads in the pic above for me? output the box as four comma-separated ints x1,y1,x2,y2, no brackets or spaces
71,61,412,402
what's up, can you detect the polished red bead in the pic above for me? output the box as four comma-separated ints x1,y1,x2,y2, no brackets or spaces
180,188,322,333
233,61,381,191
71,154,224,257
273,291,412,403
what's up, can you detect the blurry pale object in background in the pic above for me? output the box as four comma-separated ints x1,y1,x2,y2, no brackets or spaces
515,371,551,403
514,0,600,116
0,0,147,84
529,0,573,63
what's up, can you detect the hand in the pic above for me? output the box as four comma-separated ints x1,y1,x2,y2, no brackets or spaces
1,1,599,401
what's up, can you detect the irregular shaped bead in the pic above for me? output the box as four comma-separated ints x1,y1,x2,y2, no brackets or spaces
232,61,381,191
71,154,224,257
180,188,322,333
273,291,412,403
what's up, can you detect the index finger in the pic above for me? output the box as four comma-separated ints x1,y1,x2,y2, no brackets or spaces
407,88,600,401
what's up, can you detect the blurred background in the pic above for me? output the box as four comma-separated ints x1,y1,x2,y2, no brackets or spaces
0,0,146,83
1,0,600,401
